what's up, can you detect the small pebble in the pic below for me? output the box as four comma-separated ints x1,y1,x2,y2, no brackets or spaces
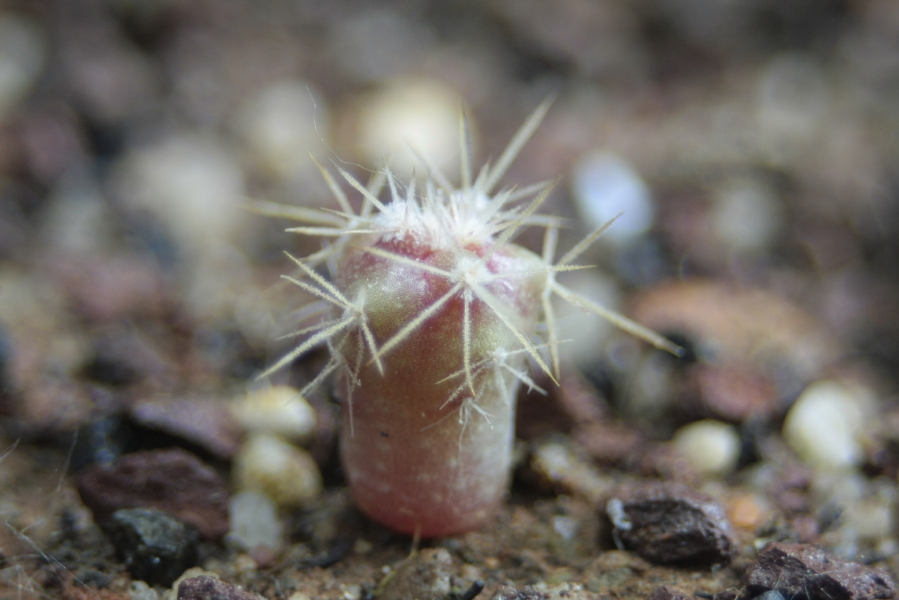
113,133,245,255
228,489,283,552
783,380,866,470
234,80,327,179
727,493,771,530
711,176,783,253
233,433,323,508
231,386,317,444
608,481,736,566
570,151,654,245
672,419,741,477
76,447,230,540
756,53,830,159
106,507,199,587
0,13,44,118
351,78,464,178
130,397,242,459
744,541,895,600
529,440,616,505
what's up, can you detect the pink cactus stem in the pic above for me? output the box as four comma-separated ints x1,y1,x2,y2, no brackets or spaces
254,101,679,537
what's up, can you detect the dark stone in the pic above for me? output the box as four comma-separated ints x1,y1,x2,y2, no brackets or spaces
744,542,895,600
76,447,229,540
106,508,198,587
608,481,735,566
177,575,262,600
647,585,692,600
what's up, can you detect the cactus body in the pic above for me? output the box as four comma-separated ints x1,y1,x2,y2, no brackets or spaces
338,237,545,536
255,102,679,537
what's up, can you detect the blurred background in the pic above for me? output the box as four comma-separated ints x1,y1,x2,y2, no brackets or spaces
2,0,898,409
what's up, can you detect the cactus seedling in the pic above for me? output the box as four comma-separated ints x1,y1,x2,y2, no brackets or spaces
255,101,679,537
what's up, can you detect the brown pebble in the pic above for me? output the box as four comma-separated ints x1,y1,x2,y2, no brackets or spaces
130,397,241,459
178,576,263,600
76,447,229,540
607,481,736,567
378,548,453,600
744,542,895,600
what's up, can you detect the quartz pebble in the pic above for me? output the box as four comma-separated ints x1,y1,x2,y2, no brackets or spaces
783,380,866,470
711,176,782,253
230,386,316,444
570,151,654,245
113,133,245,254
672,419,741,477
235,80,327,179
233,433,322,508
228,489,283,552
351,78,464,178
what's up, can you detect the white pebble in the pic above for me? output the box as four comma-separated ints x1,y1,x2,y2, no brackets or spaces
113,133,245,255
233,434,323,508
0,13,44,119
756,53,830,162
570,151,654,245
353,78,464,179
228,489,283,551
235,80,327,179
231,386,317,444
711,177,783,253
783,380,865,470
672,419,741,477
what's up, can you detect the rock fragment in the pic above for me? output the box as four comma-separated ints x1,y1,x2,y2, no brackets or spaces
607,481,735,566
744,542,895,600
76,447,229,540
106,507,198,587
130,396,241,460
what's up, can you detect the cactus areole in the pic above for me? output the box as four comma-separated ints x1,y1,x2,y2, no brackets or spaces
256,102,679,538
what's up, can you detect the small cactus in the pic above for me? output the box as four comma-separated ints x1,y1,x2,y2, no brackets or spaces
255,101,678,538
